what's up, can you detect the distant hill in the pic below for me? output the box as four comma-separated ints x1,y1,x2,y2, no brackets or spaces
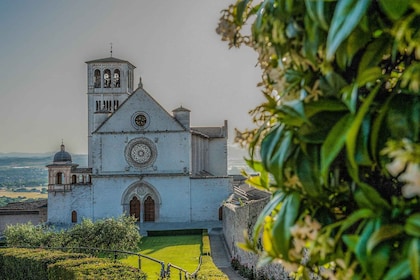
0,154,88,188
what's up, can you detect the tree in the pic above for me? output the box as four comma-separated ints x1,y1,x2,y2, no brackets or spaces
5,216,140,252
218,0,420,279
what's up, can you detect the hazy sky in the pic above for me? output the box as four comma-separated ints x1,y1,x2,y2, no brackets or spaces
0,0,262,154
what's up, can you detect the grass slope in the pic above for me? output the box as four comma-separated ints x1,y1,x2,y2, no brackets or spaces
121,235,201,278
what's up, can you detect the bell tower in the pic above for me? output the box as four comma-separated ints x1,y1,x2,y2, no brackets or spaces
85,55,136,166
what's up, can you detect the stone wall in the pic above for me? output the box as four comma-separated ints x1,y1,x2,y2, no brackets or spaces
223,198,291,279
0,199,48,233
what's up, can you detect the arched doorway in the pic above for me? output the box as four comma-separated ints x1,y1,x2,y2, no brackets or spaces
144,196,155,222
121,181,161,223
130,196,141,221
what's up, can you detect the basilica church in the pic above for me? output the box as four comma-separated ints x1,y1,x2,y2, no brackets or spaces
46,56,232,226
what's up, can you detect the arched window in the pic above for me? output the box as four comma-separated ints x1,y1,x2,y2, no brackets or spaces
56,172,63,184
113,69,120,88
71,210,77,223
94,69,101,88
144,196,155,222
72,175,77,184
104,69,111,88
219,207,223,221
130,196,140,221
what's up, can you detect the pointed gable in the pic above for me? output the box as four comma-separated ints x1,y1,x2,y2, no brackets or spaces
95,88,185,133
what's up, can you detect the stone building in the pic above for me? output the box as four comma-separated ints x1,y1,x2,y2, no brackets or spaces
0,199,47,233
47,56,232,227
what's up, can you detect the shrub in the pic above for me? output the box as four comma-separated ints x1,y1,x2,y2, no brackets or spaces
196,255,229,280
4,215,140,252
0,248,146,280
201,231,211,256
3,222,53,247
50,257,147,280
0,248,85,280
218,1,420,279
195,231,228,280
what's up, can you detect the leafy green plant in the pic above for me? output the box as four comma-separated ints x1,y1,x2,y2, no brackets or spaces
4,216,140,252
218,0,420,279
0,248,146,280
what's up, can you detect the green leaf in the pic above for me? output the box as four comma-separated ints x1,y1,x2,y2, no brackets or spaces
299,111,348,143
369,243,391,280
304,0,330,31
253,0,271,33
264,127,295,186
354,112,373,166
338,208,376,236
321,113,354,179
235,0,251,25
304,99,348,118
410,238,420,280
326,0,371,61
319,72,348,96
296,145,322,198
383,259,411,280
260,124,284,172
341,83,358,113
379,0,411,21
367,224,403,254
303,14,322,65
342,234,359,252
355,219,379,274
357,36,390,84
335,26,371,70
353,180,391,211
405,213,420,237
357,67,382,87
271,191,301,259
277,100,308,126
370,94,393,162
346,84,380,178
252,191,286,246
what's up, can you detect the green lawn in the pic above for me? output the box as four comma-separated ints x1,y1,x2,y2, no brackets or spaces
121,235,202,279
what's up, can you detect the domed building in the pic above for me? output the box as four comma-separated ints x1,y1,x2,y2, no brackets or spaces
46,55,231,228
47,143,92,223
53,143,72,163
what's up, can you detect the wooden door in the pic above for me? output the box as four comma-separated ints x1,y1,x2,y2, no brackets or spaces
144,196,155,222
130,196,140,221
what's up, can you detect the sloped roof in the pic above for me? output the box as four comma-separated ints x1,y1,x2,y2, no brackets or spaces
0,199,47,211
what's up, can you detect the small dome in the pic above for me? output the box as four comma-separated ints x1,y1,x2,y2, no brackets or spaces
53,144,72,163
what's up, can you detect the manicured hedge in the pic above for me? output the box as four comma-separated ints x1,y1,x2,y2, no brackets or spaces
0,248,146,280
196,255,229,280
195,231,229,280
201,231,211,256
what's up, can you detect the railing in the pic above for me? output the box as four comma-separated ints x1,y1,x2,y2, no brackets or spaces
48,184,72,192
1,246,193,279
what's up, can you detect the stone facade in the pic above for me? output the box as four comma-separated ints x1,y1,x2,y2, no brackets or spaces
222,185,291,279
47,56,232,227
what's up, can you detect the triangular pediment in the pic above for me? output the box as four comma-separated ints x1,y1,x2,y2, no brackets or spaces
95,88,185,133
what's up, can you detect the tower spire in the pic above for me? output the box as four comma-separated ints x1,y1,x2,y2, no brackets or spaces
110,42,113,57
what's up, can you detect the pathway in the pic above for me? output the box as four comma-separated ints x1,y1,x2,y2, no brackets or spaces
208,228,245,280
